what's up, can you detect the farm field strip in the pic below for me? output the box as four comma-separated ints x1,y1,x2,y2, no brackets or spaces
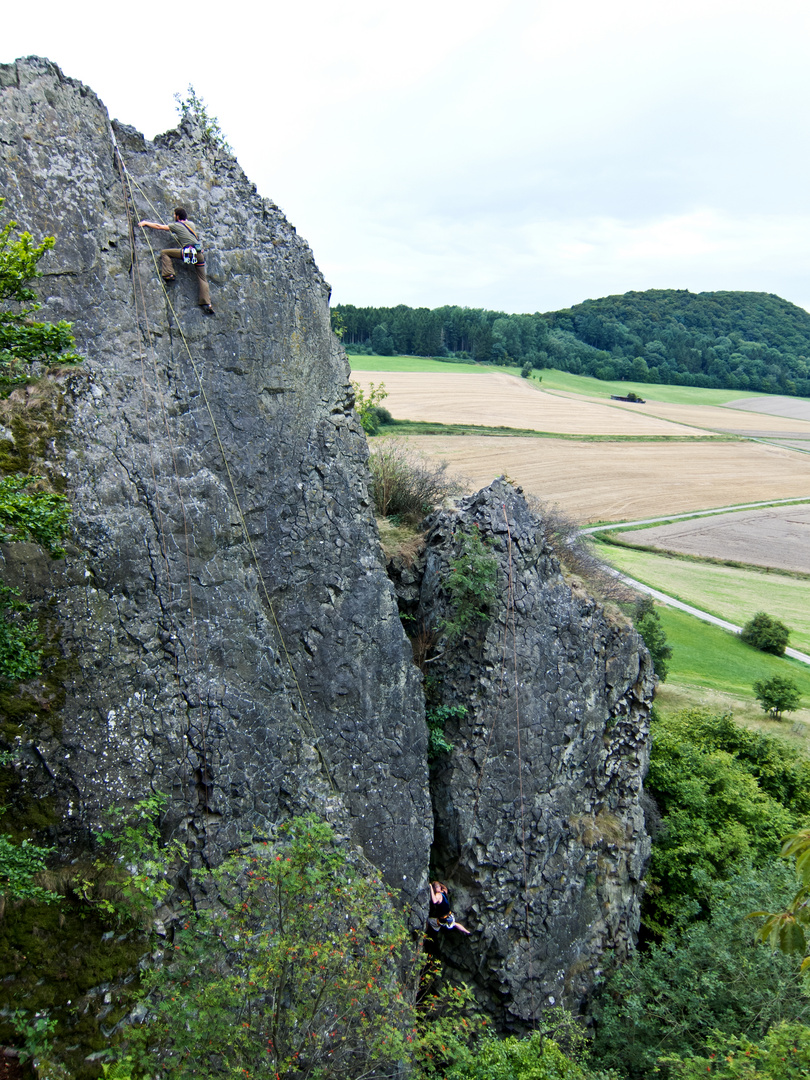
535,381,810,437
592,540,810,653
353,371,715,437
608,504,810,575
395,435,810,523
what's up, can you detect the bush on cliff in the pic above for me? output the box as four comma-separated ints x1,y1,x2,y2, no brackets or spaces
0,196,82,394
368,439,463,521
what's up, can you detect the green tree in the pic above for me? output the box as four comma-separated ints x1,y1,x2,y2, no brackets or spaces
644,708,801,930
121,815,414,1080
591,863,810,1079
633,595,673,681
351,380,389,434
753,676,801,720
174,84,232,153
0,197,81,391
740,612,791,656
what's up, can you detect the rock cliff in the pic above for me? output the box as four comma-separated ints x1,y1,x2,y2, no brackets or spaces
0,55,431,905
395,480,654,1023
0,56,654,1044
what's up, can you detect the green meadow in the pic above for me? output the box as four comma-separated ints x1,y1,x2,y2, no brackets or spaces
592,540,810,654
346,353,780,406
348,354,514,375
655,605,810,730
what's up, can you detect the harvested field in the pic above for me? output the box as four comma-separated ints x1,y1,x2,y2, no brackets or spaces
353,371,708,436
544,386,810,436
395,436,810,523
725,395,810,421
618,504,810,574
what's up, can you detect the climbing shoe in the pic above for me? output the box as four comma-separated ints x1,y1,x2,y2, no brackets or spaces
202,305,215,316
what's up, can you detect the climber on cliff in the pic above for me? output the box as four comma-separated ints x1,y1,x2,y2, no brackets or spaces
427,881,471,935
137,207,215,315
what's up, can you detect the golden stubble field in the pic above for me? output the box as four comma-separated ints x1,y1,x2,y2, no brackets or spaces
396,436,810,523
354,370,810,523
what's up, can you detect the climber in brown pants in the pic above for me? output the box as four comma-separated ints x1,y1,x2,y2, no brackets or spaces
138,207,214,315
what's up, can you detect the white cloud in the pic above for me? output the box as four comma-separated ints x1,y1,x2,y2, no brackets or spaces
4,0,810,314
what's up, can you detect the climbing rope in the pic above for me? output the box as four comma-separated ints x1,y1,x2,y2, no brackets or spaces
116,149,214,815
113,143,335,792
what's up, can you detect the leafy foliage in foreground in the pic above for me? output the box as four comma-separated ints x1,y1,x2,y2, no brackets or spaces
0,197,82,391
754,827,810,975
592,863,810,1079
643,708,810,930
662,1020,810,1080
122,816,414,1080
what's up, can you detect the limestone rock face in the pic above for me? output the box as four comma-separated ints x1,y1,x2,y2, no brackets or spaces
0,57,431,909
410,480,654,1023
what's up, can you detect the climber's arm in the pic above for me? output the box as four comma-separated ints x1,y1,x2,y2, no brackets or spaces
138,220,170,231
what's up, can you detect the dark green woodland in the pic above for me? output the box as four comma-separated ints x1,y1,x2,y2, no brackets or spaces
335,289,810,396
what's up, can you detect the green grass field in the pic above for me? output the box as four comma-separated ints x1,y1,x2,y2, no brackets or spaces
345,354,788,406
348,355,519,375
592,541,810,653
660,605,810,692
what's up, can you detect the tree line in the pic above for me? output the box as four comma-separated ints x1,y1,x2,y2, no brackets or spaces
334,289,810,397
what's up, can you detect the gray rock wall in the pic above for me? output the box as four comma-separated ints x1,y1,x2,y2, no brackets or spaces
0,57,655,1032
0,56,431,911
408,480,654,1022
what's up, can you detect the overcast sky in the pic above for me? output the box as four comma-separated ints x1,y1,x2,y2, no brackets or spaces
5,0,810,314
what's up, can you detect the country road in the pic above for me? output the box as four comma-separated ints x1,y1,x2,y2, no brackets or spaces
581,498,810,667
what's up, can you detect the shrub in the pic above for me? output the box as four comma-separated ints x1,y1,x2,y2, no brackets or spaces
352,380,389,434
440,525,498,641
426,704,466,760
120,815,414,1080
633,595,673,681
368,439,463,521
740,612,791,656
591,863,810,1079
753,675,801,720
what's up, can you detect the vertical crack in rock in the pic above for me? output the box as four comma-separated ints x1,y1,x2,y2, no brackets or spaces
410,479,654,1022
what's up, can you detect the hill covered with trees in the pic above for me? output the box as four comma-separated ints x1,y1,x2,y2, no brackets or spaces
334,289,810,396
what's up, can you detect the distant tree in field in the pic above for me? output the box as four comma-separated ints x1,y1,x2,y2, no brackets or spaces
633,595,673,681
753,676,801,720
741,612,791,656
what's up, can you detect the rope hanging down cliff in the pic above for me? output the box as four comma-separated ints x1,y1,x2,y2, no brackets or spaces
113,143,335,793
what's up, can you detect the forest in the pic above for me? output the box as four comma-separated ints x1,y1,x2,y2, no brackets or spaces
334,289,810,397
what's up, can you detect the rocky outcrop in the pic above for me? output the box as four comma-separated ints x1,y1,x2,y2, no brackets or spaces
403,480,654,1023
0,57,654,1043
0,56,431,909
